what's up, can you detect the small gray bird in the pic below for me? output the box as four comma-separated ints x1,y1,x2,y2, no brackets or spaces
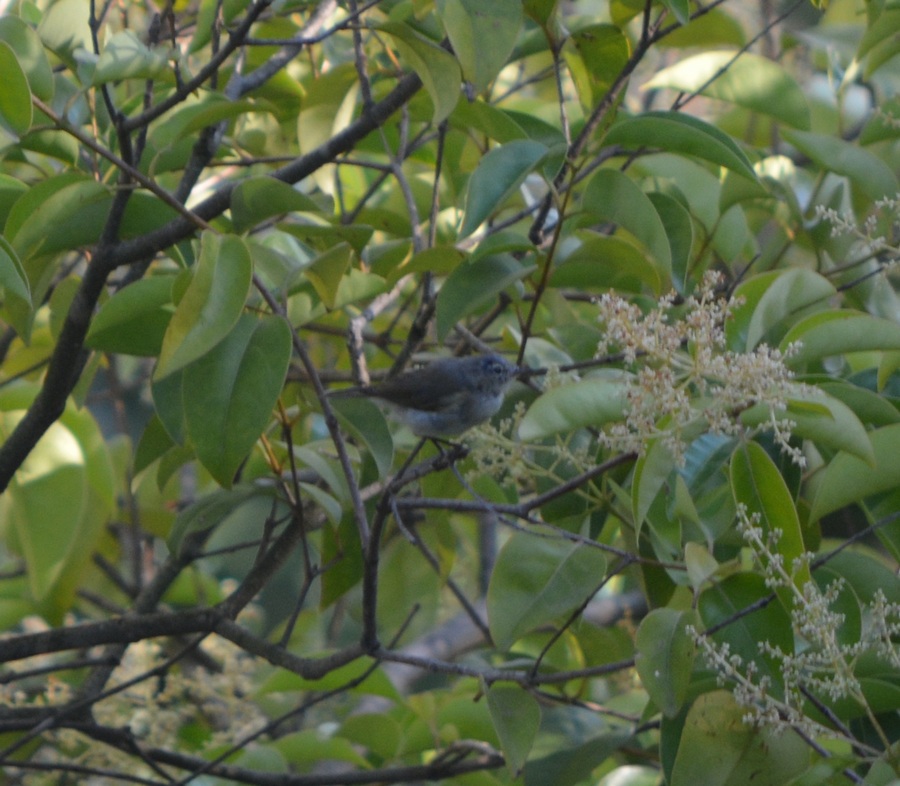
331,354,520,438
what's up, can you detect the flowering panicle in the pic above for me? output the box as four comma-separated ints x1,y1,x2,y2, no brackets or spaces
595,273,805,465
690,505,900,752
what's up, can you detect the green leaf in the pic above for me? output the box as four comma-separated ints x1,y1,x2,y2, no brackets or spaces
649,192,693,295
459,139,548,238
524,731,633,786
487,531,607,650
305,242,352,310
741,390,874,466
450,100,527,144
698,573,793,678
92,30,169,85
582,169,673,277
231,177,323,234
782,129,899,202
376,22,461,123
632,435,677,537
550,234,663,294
7,176,111,262
3,418,86,601
260,656,400,700
730,442,809,606
0,384,114,607
167,485,276,555
565,23,630,105
436,0,522,92
670,691,808,786
781,311,900,369
809,423,900,522
330,397,394,479
155,232,253,380
0,17,53,101
518,376,630,441
486,686,541,775
0,41,32,136
604,111,758,180
435,253,535,341
858,9,900,76
183,314,292,487
37,0,93,64
87,275,175,356
644,52,810,130
741,269,836,350
634,609,696,717
659,0,690,24
0,235,31,304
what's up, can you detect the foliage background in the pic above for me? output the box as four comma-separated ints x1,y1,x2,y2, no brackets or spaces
0,0,898,783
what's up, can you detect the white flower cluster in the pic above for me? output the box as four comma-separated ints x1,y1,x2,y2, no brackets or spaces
596,273,804,465
690,505,900,751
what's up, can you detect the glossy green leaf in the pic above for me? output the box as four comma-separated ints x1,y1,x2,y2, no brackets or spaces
742,269,836,350
670,691,808,786
292,443,350,505
635,609,695,717
518,376,630,441
167,484,276,555
817,381,900,429
741,390,874,466
0,42,32,137
260,656,400,700
582,169,672,277
644,52,810,130
858,9,900,76
524,731,633,786
781,311,900,369
0,385,114,606
659,0,690,24
37,0,93,63
435,253,535,341
459,139,548,238
231,177,322,234
0,235,31,304
731,442,809,604
487,531,607,650
658,9,745,48
437,0,522,92
605,111,757,180
782,129,898,201
330,397,394,479
632,435,677,536
450,99,527,143
272,730,369,769
150,95,273,150
87,275,175,356
551,234,662,294
486,686,541,775
155,233,253,380
377,22,460,123
0,17,53,101
183,314,292,487
93,30,169,84
305,242,352,310
808,423,900,522
566,23,630,104
152,366,187,445
7,176,111,262
133,414,175,476
698,573,792,675
3,419,86,601
649,192,693,294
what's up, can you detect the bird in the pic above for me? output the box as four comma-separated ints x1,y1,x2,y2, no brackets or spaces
330,354,520,438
